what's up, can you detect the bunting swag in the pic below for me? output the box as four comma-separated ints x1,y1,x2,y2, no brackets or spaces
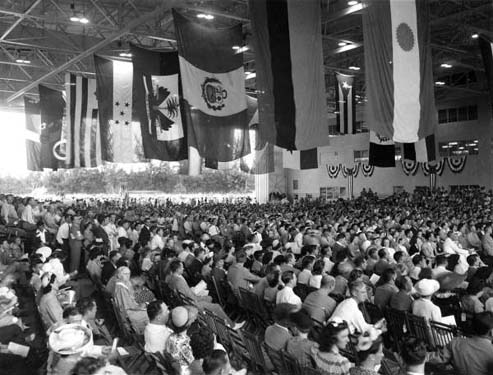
343,164,360,178
421,159,445,176
39,85,64,170
361,164,375,177
336,73,356,134
369,131,395,167
326,164,341,179
479,35,493,109
94,56,139,163
24,97,42,171
403,134,436,162
173,10,250,162
131,45,188,161
447,156,467,174
248,0,327,150
362,0,437,143
401,160,419,176
65,74,102,168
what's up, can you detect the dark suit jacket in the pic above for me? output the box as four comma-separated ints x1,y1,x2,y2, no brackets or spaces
101,261,116,285
187,258,204,286
138,226,151,246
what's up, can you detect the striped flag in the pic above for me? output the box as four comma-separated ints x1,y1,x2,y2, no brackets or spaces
173,10,250,162
362,0,437,143
24,96,41,171
369,131,395,167
403,134,436,162
479,35,493,110
282,148,318,170
336,73,356,134
131,44,188,161
65,73,102,168
39,85,64,170
248,0,327,151
94,56,141,163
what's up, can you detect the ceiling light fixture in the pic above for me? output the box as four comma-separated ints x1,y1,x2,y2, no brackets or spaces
119,52,132,58
70,15,80,22
79,17,89,24
338,42,348,46
15,58,30,64
471,33,479,39
197,13,214,20
348,66,360,70
440,63,452,68
435,81,445,85
245,72,256,80
348,0,359,5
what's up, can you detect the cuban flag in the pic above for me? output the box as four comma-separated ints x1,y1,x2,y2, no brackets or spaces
362,0,437,145
173,9,250,163
479,35,493,111
336,73,356,135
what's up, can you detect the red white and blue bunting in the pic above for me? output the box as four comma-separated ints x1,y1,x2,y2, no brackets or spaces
326,164,341,179
421,159,446,177
446,156,467,174
401,160,419,176
361,164,375,177
342,163,360,178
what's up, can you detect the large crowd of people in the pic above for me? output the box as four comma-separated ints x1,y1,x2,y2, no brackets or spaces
1,186,493,374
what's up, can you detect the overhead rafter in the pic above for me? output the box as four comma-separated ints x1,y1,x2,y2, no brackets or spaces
7,0,179,102
0,0,42,41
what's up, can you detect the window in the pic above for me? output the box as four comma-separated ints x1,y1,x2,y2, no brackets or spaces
306,194,313,199
320,187,344,199
328,124,339,136
354,121,369,133
354,150,369,163
293,179,299,190
439,140,479,157
438,105,478,124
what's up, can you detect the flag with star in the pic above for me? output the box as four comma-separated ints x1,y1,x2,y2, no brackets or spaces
362,0,437,145
65,73,102,168
94,55,142,163
335,73,356,135
131,44,188,161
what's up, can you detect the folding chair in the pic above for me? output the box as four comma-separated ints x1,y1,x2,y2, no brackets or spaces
241,329,269,374
281,350,303,375
177,290,196,306
110,297,134,344
149,351,181,375
264,343,288,375
429,320,459,349
406,313,433,349
383,307,408,352
381,358,402,375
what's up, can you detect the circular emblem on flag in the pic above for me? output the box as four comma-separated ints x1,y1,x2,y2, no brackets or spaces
53,139,67,161
396,22,414,51
201,77,227,111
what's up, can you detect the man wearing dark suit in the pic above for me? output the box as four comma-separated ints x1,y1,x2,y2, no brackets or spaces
101,251,121,285
138,218,151,246
374,248,391,275
332,233,348,263
187,247,206,286
303,275,337,323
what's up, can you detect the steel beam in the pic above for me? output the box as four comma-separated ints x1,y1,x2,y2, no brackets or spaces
1,0,43,41
7,0,178,102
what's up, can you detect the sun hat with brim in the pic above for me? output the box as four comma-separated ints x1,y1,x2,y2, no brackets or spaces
35,246,52,263
171,306,189,328
437,273,467,292
355,327,381,351
48,323,92,355
415,279,440,297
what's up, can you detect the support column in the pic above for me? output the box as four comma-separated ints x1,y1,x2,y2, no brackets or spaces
255,173,269,203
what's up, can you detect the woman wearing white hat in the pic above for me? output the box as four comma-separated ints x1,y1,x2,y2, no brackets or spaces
412,278,442,322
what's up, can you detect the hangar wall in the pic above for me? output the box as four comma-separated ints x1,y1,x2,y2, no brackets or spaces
283,97,493,199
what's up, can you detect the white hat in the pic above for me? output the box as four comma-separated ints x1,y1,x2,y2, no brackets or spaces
414,279,440,297
35,246,52,262
48,323,92,355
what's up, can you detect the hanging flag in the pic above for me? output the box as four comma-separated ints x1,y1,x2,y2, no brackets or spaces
94,56,141,163
38,85,64,170
402,134,436,162
24,96,41,171
479,35,493,110
173,10,250,162
369,131,395,167
131,44,188,161
362,0,436,143
335,73,356,134
248,0,327,150
65,73,102,168
282,148,318,170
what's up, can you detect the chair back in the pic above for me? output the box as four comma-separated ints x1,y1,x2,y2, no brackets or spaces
159,281,181,308
406,313,432,349
241,329,268,373
381,358,402,375
264,343,288,374
429,320,459,349
383,307,408,352
110,297,133,343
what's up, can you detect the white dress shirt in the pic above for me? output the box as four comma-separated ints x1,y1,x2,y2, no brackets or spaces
330,297,372,334
276,286,302,307
144,322,172,353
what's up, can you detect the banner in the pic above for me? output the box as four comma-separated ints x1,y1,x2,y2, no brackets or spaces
336,73,356,134
403,134,436,162
248,0,327,150
39,85,64,170
369,131,395,167
282,148,318,170
94,56,142,163
24,96,41,171
65,74,102,168
173,10,250,162
362,0,436,143
479,35,493,110
131,44,188,161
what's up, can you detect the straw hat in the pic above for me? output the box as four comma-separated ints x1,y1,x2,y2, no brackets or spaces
414,279,440,297
48,323,93,355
